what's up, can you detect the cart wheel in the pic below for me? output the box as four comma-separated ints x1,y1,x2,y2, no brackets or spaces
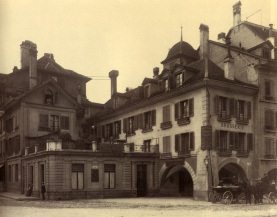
222,191,233,205
238,193,246,204
214,192,222,203
268,192,276,204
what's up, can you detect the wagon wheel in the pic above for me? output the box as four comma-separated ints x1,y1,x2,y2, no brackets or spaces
268,192,277,204
238,192,246,204
214,192,222,203
222,191,233,204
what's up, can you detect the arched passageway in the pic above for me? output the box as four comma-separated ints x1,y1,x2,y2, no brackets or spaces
160,165,193,197
218,163,248,185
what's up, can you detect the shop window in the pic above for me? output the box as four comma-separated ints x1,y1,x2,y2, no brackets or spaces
163,136,171,153
71,164,84,190
60,116,69,130
104,164,116,189
91,168,99,182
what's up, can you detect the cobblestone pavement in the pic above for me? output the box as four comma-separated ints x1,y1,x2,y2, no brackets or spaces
0,197,276,217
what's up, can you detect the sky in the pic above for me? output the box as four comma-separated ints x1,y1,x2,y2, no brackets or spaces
0,0,276,103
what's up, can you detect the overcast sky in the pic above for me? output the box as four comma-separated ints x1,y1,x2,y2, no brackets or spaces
0,0,276,103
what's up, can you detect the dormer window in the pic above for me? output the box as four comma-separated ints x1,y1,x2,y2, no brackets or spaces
176,73,183,88
164,79,169,91
144,85,150,98
262,48,271,59
45,89,54,105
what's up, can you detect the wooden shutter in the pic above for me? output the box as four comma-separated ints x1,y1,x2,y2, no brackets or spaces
247,101,251,120
229,132,235,150
175,134,180,152
214,96,219,115
234,132,239,150
151,110,156,126
39,114,49,129
214,130,220,150
189,132,195,150
247,133,253,151
189,98,194,117
123,118,127,133
229,98,235,117
137,114,143,129
60,116,69,130
133,116,138,130
175,102,179,120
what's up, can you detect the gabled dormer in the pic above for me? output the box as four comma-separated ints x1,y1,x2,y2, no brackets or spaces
247,40,274,60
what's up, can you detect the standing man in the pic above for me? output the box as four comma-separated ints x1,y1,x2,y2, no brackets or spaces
41,182,46,200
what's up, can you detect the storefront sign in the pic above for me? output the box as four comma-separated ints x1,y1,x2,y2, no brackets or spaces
221,122,244,130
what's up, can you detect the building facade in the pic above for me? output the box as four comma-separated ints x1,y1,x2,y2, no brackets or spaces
0,1,276,200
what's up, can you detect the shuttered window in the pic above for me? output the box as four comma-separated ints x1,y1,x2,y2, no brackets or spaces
175,98,194,120
162,105,171,123
162,136,171,153
265,138,274,158
265,110,275,130
175,132,194,154
60,116,69,130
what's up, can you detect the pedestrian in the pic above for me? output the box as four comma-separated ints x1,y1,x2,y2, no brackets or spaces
245,183,252,204
41,182,46,200
26,183,33,197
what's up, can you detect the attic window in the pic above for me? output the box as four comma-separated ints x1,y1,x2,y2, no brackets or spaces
176,73,183,88
164,79,169,91
262,48,271,59
45,89,54,105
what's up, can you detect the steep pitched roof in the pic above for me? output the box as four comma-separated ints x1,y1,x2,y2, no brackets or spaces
37,54,91,82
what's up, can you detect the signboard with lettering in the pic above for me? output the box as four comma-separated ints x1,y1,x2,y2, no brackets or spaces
220,122,244,130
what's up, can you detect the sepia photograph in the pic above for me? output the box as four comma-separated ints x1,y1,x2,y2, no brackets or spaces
0,0,276,216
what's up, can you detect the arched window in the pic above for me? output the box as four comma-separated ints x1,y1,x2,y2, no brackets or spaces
45,89,54,105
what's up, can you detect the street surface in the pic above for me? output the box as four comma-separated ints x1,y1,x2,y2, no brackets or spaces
0,197,276,217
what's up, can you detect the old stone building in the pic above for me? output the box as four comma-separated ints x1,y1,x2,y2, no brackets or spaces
0,1,276,200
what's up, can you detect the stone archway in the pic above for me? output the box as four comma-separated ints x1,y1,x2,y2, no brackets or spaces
218,162,248,185
159,161,196,197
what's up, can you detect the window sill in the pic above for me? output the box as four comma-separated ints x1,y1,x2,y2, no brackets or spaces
160,121,172,130
177,117,190,126
142,128,153,133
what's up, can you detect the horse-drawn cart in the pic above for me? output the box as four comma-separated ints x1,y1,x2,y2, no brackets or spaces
209,185,246,204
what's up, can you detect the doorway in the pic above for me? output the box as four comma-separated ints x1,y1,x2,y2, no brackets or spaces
137,164,147,197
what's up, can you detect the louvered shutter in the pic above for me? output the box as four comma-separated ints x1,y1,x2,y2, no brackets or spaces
189,132,195,150
189,98,194,117
234,132,239,150
229,98,235,117
247,101,251,120
152,110,156,126
247,133,253,151
214,96,220,115
175,134,180,152
229,132,235,150
133,115,138,130
123,118,127,133
175,103,179,120
101,125,105,138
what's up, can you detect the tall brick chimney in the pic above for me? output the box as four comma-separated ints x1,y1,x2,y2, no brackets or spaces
233,1,242,27
109,70,119,97
268,24,275,59
199,24,209,59
20,40,38,89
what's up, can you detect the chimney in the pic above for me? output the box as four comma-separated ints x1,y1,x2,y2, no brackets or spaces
199,24,209,59
224,38,235,80
109,70,119,97
153,67,159,79
20,40,38,89
217,32,226,43
268,24,275,59
233,1,242,27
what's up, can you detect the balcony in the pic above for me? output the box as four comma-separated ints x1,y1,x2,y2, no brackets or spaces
236,114,249,125
160,152,172,159
177,117,190,126
217,111,231,122
160,121,172,130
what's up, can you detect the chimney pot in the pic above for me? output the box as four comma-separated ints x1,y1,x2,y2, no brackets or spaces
217,32,226,43
109,70,119,97
233,1,242,26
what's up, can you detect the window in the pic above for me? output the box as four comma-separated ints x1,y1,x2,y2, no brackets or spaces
265,110,275,130
39,114,49,131
262,48,271,59
264,80,274,100
144,111,152,130
218,131,228,152
50,115,59,131
114,121,121,138
143,140,151,152
162,105,171,123
71,164,84,190
60,116,69,130
128,117,135,134
175,73,183,87
45,89,54,105
175,98,194,121
91,168,99,182
265,138,274,158
15,164,18,182
164,79,169,91
175,132,194,154
163,136,171,153
5,118,14,133
105,123,113,139
238,133,246,153
104,164,116,189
